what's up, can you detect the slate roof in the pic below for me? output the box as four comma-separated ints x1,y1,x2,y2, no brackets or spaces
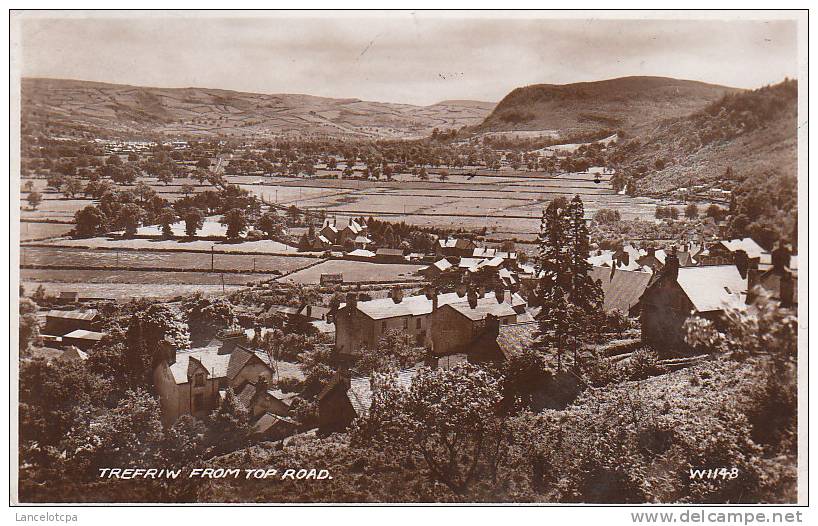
252,412,297,434
169,345,271,385
62,329,105,341
376,248,405,257
344,291,525,321
446,296,520,321
675,265,747,312
495,322,538,359
347,367,418,416
46,309,98,321
716,238,767,259
589,266,653,314
347,249,375,258
438,238,476,249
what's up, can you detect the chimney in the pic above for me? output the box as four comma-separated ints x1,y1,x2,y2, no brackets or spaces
456,283,467,298
780,271,795,308
772,242,791,273
478,286,486,298
467,288,478,309
432,292,439,312
254,375,270,405
504,290,513,304
664,247,680,282
345,292,358,312
495,288,504,303
390,285,404,304
734,250,749,279
485,313,500,339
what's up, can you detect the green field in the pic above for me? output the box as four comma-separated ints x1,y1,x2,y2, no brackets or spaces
20,280,242,300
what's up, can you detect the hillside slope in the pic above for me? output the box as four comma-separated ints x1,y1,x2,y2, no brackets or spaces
615,79,798,247
21,78,495,140
478,76,739,137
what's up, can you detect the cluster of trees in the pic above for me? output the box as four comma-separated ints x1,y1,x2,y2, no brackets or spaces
654,205,680,220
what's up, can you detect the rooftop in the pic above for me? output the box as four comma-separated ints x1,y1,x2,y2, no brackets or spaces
676,265,747,312
62,329,105,340
46,309,98,321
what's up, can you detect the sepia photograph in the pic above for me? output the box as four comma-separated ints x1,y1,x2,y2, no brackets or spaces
9,9,807,510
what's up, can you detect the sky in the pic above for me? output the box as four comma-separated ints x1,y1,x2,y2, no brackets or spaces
16,12,799,106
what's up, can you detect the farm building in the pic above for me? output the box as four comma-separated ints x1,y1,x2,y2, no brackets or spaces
374,248,406,263
61,329,105,351
319,273,344,285
44,309,99,336
638,255,746,352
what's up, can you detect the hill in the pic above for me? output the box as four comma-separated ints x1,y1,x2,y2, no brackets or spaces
20,78,495,140
613,79,798,247
477,76,739,137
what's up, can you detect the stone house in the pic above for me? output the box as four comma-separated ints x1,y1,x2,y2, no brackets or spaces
152,341,276,426
638,253,746,353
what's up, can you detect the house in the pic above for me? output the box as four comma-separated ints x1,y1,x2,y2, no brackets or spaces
251,413,298,441
61,329,105,351
588,267,653,315
638,253,746,352
430,290,528,356
472,247,517,261
152,341,275,426
235,376,293,419
699,238,768,267
318,218,370,250
436,237,478,257
418,257,454,278
44,309,98,336
374,248,406,263
335,289,487,359
747,244,797,308
469,320,539,363
317,367,417,434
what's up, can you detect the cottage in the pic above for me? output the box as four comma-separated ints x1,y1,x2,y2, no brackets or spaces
153,342,275,426
44,309,98,336
699,238,768,267
638,254,746,352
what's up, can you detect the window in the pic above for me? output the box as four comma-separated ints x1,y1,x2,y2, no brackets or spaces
192,393,204,412
416,318,422,329
382,321,387,331
403,318,409,329
193,373,205,387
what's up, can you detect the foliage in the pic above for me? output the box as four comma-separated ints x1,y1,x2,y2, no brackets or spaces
353,364,505,496
355,329,423,375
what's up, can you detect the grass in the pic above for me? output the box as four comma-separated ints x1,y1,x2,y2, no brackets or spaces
21,246,317,273
21,280,241,300
19,222,73,241
280,259,425,285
